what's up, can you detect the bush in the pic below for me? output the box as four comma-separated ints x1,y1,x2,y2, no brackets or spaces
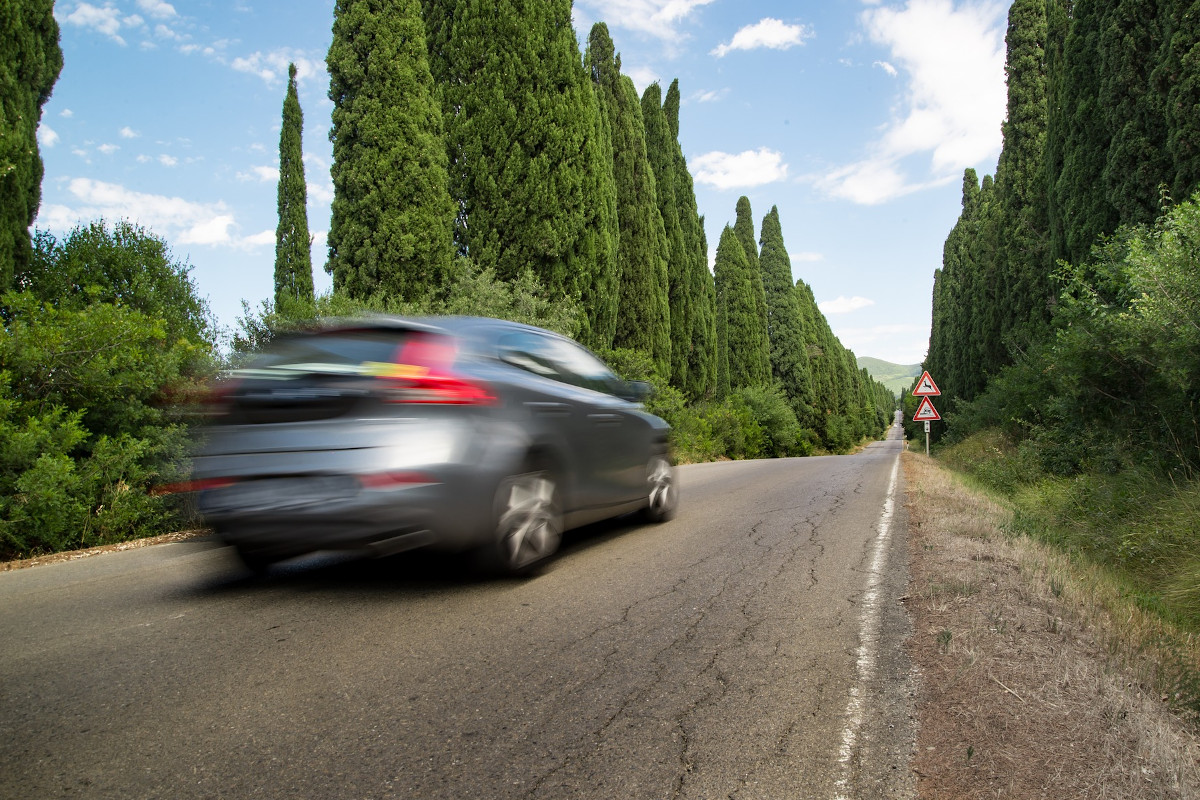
0,222,214,559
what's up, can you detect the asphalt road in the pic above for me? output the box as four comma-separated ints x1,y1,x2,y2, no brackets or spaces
0,426,914,800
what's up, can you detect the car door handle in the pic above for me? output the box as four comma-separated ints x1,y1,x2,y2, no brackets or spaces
525,401,571,417
588,413,623,426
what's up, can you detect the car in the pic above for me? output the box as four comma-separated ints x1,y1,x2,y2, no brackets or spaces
188,315,677,574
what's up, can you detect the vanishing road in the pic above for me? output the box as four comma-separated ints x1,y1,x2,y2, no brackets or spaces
1,425,913,800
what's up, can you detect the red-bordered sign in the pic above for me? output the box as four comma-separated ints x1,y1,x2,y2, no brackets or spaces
912,396,941,422
912,371,941,397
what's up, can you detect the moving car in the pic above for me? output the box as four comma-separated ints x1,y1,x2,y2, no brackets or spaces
190,316,677,574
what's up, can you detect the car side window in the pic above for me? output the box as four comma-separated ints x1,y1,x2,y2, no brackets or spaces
498,333,620,396
497,333,567,382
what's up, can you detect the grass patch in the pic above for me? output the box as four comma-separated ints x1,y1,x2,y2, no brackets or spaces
933,429,1200,722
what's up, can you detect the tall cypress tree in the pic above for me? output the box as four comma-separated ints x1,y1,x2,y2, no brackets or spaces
759,207,812,419
1053,0,1119,266
585,23,670,373
274,63,314,308
994,0,1050,341
666,80,717,399
734,196,771,377
0,0,61,291
713,225,769,390
1099,0,1169,227
642,82,689,388
326,0,453,301
1156,0,1200,201
435,2,619,348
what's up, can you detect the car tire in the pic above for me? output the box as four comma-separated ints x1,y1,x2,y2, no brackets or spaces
641,453,677,523
481,465,563,575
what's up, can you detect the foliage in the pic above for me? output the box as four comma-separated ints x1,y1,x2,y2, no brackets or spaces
0,0,61,290
759,206,811,421
713,225,769,392
326,0,453,301
435,0,618,350
585,24,670,374
274,63,313,307
232,256,582,359
0,223,214,559
664,80,717,401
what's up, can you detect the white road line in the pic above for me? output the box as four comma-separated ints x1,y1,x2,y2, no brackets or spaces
833,452,901,800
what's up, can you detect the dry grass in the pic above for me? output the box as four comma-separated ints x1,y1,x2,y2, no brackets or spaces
904,452,1200,799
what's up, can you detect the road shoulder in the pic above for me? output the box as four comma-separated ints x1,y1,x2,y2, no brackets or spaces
903,452,1200,799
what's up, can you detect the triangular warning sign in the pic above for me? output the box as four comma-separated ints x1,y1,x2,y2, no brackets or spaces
912,371,941,397
912,396,941,422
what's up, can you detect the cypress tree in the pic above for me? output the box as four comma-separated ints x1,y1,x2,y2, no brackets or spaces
0,0,61,290
713,225,769,390
734,196,770,336
436,2,619,348
326,0,453,301
1044,0,1073,271
585,23,670,373
1099,0,1169,228
1053,0,1119,266
666,81,717,399
642,82,689,388
274,63,314,308
994,0,1051,341
1157,0,1200,200
758,206,812,420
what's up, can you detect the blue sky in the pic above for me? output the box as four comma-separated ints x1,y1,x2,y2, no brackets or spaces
37,0,1012,365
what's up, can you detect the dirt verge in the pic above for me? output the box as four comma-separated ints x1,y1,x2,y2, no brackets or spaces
903,451,1200,799
0,529,209,572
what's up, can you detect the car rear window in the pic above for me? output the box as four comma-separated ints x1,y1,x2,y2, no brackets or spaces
242,329,410,376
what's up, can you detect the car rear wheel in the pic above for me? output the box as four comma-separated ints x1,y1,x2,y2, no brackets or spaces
482,467,563,574
641,454,677,523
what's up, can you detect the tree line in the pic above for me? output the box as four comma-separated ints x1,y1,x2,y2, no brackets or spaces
915,0,1200,633
0,0,892,559
923,0,1200,414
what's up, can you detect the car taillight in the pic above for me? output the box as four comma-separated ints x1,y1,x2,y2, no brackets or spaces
376,332,496,405
151,477,237,496
358,471,437,490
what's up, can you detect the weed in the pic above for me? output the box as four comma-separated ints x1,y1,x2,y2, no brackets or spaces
937,629,953,653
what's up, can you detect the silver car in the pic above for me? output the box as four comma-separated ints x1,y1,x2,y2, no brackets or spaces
190,316,677,574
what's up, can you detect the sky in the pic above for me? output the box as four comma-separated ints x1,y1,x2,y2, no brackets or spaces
37,0,1013,366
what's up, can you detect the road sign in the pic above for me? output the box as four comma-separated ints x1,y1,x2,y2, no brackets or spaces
912,371,941,397
912,396,941,422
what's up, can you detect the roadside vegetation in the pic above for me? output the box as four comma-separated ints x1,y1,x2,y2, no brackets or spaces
0,3,893,562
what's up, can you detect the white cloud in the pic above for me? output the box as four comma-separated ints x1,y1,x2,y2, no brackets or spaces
119,126,139,139
692,147,788,190
575,0,717,42
874,60,898,77
816,0,1007,205
237,165,279,183
60,108,74,118
37,125,59,148
626,66,661,94
63,3,127,45
231,50,324,86
37,178,235,245
155,23,183,41
711,18,814,58
136,0,177,18
123,13,143,27
136,154,151,163
307,180,334,205
819,296,876,314
693,89,723,103
98,143,119,155
241,229,276,248
158,154,178,167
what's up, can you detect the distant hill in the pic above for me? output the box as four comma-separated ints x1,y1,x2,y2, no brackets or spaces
858,357,922,397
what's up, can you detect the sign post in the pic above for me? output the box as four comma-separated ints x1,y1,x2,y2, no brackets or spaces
911,373,942,456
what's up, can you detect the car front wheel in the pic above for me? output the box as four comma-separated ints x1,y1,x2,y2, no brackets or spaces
641,454,677,523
